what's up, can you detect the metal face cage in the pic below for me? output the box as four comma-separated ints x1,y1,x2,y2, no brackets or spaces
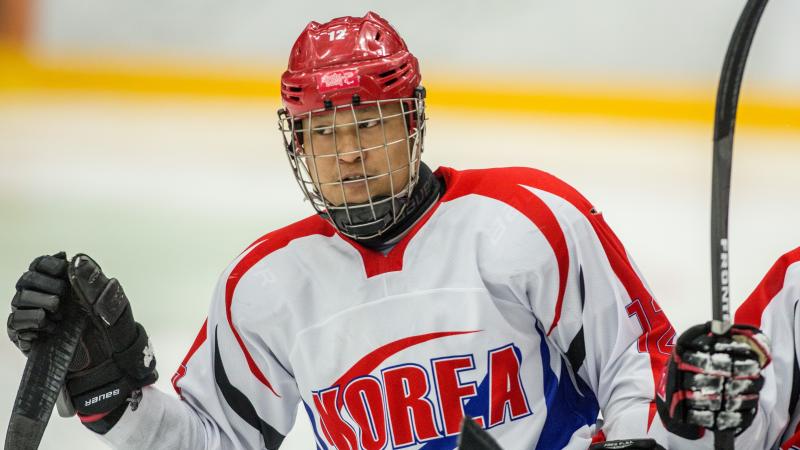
278,90,426,240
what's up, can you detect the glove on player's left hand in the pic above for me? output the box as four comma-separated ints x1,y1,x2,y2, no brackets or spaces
657,321,770,439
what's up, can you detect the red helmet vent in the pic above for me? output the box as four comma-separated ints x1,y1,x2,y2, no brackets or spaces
280,82,302,102
378,62,412,88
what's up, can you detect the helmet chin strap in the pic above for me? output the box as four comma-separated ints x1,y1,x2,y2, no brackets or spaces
327,162,441,246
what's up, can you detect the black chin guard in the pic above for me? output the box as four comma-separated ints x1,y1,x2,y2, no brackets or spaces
327,162,441,245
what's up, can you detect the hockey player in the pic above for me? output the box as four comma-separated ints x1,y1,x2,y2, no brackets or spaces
7,12,675,449
736,247,800,449
657,249,800,448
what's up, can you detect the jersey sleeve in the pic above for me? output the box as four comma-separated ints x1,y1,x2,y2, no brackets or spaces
732,247,800,449
492,172,674,444
100,256,301,450
540,194,672,442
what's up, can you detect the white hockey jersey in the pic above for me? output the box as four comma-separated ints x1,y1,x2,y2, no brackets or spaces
728,247,800,450
102,166,674,449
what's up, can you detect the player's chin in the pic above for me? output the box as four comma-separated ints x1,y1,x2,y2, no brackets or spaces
323,186,367,206
324,182,390,206
348,180,388,203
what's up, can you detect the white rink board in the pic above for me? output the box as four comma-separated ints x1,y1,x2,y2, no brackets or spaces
0,93,798,449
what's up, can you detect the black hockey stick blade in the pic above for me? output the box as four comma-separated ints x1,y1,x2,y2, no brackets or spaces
710,0,768,325
457,416,503,450
711,0,768,449
4,299,87,450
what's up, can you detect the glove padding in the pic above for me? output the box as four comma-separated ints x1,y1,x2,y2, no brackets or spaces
8,252,70,353
656,321,770,439
7,252,157,430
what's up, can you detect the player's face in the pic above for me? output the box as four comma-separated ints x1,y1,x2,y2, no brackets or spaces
300,102,412,206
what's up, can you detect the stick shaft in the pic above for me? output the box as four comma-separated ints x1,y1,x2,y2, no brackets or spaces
711,1,768,448
714,430,735,450
4,302,87,450
711,0,768,323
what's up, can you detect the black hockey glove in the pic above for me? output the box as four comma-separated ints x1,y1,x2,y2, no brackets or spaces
7,252,157,433
656,321,770,439
589,439,665,449
8,252,69,354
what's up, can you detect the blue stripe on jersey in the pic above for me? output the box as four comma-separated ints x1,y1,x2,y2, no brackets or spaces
535,322,599,450
303,400,328,450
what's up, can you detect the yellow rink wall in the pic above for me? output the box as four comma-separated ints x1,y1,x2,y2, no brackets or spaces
1,46,799,131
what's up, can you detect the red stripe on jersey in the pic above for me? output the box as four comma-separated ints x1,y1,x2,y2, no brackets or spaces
782,427,800,450
226,215,335,397
239,236,270,257
331,330,481,409
438,167,570,336
517,168,672,429
172,318,208,396
438,166,673,429
341,200,445,278
735,247,800,328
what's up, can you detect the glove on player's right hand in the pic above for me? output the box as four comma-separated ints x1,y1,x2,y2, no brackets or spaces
7,253,157,432
656,321,771,439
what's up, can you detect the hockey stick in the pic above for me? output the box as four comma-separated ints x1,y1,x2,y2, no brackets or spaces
4,293,87,449
710,0,768,448
458,416,502,450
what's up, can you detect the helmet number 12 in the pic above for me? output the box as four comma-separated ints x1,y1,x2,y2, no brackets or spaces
327,29,346,41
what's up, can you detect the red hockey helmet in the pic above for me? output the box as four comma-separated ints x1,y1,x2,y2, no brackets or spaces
280,11,422,116
278,12,427,240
